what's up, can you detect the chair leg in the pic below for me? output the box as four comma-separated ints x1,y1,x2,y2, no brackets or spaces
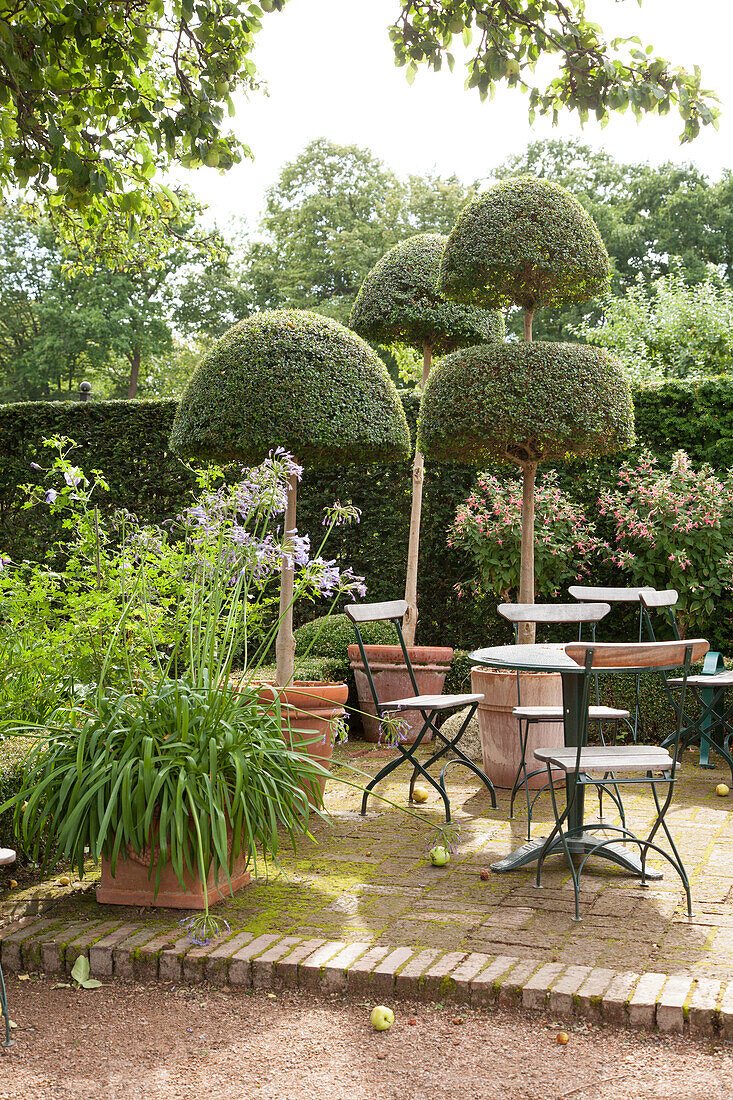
0,962,11,1048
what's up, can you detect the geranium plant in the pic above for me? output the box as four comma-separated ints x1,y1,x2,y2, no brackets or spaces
450,469,602,602
598,449,733,636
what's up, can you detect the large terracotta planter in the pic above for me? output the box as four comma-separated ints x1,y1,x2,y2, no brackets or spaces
254,681,348,803
97,836,250,910
471,666,564,789
348,644,453,743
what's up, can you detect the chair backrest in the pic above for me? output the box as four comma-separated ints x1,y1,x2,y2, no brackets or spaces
565,638,709,671
639,590,679,610
568,585,656,604
344,600,408,624
498,602,611,625
344,600,420,706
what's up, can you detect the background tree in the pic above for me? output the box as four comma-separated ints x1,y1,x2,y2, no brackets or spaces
437,176,620,640
170,310,410,685
1,0,288,260
391,1,718,142
1,3,716,261
578,268,733,382
350,233,503,644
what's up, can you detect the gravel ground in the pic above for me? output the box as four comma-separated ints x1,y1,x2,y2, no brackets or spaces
0,978,731,1099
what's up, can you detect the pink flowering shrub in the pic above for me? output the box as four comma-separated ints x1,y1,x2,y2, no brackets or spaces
598,450,733,635
450,470,602,601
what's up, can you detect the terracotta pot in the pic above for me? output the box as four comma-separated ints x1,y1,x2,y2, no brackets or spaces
253,681,348,803
471,666,564,789
348,644,454,743
97,833,250,910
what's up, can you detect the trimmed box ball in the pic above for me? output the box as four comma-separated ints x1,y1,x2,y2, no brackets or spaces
349,232,504,354
170,309,411,466
438,177,611,311
418,342,634,465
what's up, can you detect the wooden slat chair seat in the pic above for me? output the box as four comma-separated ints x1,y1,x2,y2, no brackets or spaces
535,744,674,773
533,639,708,921
497,601,630,839
345,600,496,822
382,692,483,711
513,704,630,721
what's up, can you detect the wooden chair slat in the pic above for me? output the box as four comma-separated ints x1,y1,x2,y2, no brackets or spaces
565,639,709,669
568,585,656,603
497,601,611,624
344,600,408,623
639,589,679,609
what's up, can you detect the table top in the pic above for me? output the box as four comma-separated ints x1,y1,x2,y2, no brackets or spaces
468,643,586,674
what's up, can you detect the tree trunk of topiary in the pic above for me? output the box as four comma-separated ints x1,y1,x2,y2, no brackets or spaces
275,470,298,686
403,343,431,647
524,307,534,342
519,303,536,644
518,462,537,645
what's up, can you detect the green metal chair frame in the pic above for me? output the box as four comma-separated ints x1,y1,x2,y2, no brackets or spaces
497,602,631,840
345,600,496,822
0,846,16,1049
568,585,657,743
640,590,733,780
534,640,704,921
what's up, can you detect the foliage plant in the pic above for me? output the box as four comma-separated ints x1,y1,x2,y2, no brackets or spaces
577,267,733,383
350,233,503,643
450,469,602,601
390,2,717,142
598,450,733,636
171,309,410,683
1,444,368,935
430,176,631,640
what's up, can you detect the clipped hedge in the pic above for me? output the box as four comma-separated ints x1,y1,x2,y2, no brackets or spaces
438,177,610,310
0,399,194,562
349,233,505,354
171,309,410,466
3,379,733,652
419,342,635,465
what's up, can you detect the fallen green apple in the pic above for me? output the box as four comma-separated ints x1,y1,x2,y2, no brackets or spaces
716,783,730,797
429,845,450,867
412,784,429,803
370,1005,395,1031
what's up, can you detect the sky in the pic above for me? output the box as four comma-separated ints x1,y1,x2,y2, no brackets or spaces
181,0,733,232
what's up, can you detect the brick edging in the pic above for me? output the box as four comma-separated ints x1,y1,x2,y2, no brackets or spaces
0,917,728,1039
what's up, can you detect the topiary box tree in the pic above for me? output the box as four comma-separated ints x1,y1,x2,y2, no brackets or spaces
170,309,410,686
428,176,634,642
349,232,504,645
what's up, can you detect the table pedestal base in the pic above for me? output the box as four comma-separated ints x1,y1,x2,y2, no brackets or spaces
491,831,664,880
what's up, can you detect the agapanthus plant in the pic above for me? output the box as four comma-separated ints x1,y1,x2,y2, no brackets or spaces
0,438,367,941
598,450,733,636
450,469,602,602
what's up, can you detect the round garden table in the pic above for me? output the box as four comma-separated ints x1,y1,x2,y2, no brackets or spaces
467,643,662,879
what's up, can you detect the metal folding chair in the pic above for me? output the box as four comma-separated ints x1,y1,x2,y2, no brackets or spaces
498,602,631,839
641,590,733,780
345,600,496,822
534,639,708,921
569,585,657,741
0,847,16,1049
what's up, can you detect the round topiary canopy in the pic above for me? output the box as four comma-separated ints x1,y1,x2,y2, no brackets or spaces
349,233,505,354
170,309,411,466
418,342,634,466
438,177,611,311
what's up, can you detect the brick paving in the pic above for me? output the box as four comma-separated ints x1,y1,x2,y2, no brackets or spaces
2,742,733,1035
